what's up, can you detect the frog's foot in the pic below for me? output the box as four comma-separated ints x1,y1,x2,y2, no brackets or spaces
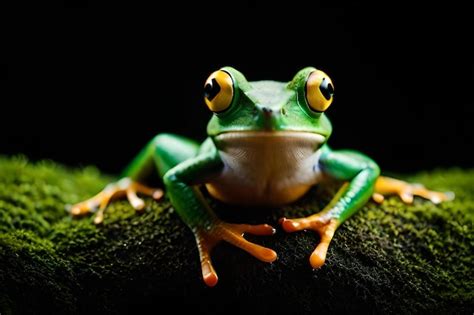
372,176,454,204
69,178,163,224
195,221,277,287
280,214,338,269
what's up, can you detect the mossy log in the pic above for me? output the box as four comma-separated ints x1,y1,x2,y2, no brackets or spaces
0,156,472,314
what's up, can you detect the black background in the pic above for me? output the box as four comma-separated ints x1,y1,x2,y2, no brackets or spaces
1,4,473,175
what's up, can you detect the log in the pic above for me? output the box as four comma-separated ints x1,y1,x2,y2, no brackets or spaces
0,156,472,314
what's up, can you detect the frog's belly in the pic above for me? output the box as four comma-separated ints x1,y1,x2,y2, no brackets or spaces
205,132,325,206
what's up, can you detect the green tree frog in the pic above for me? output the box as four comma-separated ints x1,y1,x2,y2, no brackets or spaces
71,67,453,287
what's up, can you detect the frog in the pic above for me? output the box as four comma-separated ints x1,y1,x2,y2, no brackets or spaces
70,67,453,287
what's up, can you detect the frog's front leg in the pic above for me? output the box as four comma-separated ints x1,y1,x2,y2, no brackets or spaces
280,147,380,269
164,151,277,287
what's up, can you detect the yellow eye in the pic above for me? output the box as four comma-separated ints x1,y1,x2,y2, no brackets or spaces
305,70,334,112
204,70,234,113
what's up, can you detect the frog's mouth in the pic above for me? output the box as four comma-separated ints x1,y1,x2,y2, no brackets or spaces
214,131,326,152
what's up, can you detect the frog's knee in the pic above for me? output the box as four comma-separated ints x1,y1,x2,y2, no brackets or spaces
151,133,179,149
151,133,200,177
368,160,380,178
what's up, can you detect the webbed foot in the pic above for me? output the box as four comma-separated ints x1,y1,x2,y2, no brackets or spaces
280,214,338,269
372,176,454,204
69,178,163,224
195,221,277,287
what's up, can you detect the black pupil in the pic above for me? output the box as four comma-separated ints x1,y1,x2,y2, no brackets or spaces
319,78,334,101
204,78,221,101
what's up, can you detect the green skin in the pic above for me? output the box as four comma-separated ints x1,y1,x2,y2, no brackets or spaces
122,67,379,283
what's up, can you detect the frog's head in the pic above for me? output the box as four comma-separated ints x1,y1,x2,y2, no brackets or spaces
205,67,334,147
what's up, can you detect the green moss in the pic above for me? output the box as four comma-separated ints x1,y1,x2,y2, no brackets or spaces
0,156,472,314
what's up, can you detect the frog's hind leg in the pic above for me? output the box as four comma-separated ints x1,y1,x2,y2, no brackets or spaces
70,133,200,224
372,176,454,204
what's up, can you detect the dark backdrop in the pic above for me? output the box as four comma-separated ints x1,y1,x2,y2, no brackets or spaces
1,4,473,175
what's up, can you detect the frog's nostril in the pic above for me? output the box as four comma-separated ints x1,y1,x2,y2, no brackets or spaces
262,107,272,117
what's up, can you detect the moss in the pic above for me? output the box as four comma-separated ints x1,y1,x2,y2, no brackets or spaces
0,156,472,314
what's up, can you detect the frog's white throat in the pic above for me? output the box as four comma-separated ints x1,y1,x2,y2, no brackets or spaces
214,131,325,157
206,131,326,206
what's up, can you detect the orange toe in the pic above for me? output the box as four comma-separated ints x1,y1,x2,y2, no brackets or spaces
259,248,278,263
279,217,300,232
309,244,329,269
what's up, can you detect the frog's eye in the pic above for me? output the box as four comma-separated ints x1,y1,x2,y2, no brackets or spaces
204,70,234,113
305,70,334,112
